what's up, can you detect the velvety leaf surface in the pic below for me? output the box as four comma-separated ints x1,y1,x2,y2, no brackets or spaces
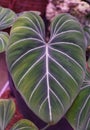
0,99,15,130
11,119,38,130
0,31,9,52
66,70,90,130
6,12,86,124
0,6,16,30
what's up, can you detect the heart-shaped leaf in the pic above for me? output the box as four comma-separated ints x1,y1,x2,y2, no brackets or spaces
0,6,16,30
11,119,38,130
66,70,90,130
0,31,9,52
6,12,86,124
0,99,15,130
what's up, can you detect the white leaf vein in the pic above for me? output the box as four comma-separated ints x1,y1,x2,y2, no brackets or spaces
81,84,90,90
50,42,83,51
12,26,45,42
0,17,13,25
15,126,33,130
49,55,78,86
77,95,90,129
29,74,46,103
10,45,45,70
8,37,45,49
0,38,4,50
46,44,52,121
51,15,65,36
54,19,76,35
18,53,45,86
49,30,81,44
20,16,40,33
32,14,44,37
49,46,83,71
50,88,64,111
39,97,47,114
86,118,90,130
49,73,70,100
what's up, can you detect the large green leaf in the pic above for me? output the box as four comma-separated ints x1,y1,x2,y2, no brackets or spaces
0,31,9,52
0,6,16,30
11,119,38,130
6,12,86,124
0,99,15,130
66,70,90,130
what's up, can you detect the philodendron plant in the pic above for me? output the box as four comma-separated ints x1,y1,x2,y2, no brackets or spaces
6,12,90,130
0,6,16,52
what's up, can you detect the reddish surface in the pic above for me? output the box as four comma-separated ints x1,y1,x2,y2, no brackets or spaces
0,89,24,130
0,0,48,15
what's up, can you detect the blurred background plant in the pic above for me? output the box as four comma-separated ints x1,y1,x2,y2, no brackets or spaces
46,0,90,25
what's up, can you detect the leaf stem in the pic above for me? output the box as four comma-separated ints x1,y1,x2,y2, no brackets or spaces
40,124,50,130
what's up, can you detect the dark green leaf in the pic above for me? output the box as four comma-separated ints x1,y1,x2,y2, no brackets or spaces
11,119,38,130
6,12,86,124
0,99,15,130
66,70,90,130
0,31,9,52
0,6,16,30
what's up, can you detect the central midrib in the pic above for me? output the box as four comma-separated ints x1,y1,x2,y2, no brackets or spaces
46,44,52,121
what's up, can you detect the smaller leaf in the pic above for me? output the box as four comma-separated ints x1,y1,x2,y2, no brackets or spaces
84,25,90,48
0,31,9,52
0,99,15,130
66,70,90,130
0,6,16,30
11,119,38,130
86,118,90,130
